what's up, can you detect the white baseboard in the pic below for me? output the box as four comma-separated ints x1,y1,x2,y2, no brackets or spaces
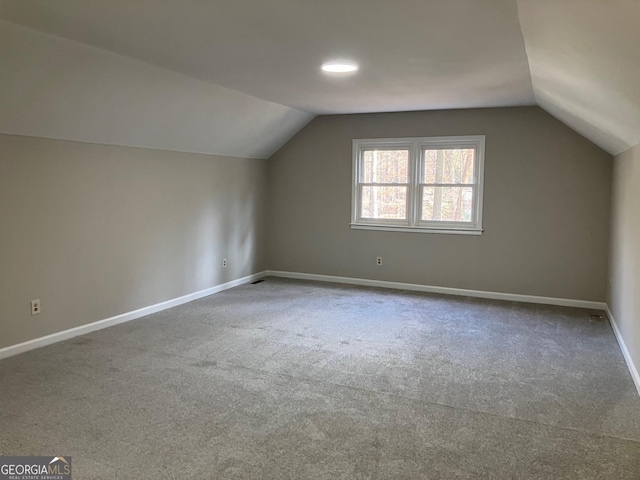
0,271,267,361
605,306,640,396
265,270,607,310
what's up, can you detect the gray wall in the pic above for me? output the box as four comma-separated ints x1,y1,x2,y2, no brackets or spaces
266,107,612,301
0,134,267,348
608,143,640,384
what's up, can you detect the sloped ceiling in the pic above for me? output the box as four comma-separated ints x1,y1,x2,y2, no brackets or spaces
517,0,640,155
0,1,638,156
0,20,313,159
0,0,535,113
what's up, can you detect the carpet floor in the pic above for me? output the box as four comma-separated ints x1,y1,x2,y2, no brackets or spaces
1,277,640,479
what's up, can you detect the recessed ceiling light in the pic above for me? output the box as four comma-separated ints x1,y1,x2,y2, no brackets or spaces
321,62,359,73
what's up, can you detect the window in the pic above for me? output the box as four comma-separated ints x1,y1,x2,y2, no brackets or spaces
351,136,485,235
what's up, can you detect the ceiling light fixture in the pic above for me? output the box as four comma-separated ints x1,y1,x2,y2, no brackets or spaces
321,62,359,73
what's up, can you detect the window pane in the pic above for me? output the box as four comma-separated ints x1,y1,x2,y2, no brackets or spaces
361,186,407,219
422,186,473,222
423,149,475,184
363,149,409,183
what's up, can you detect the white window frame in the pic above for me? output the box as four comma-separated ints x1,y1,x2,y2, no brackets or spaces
351,135,485,235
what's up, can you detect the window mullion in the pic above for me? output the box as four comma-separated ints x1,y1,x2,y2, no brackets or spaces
359,183,410,187
408,142,419,226
420,183,474,187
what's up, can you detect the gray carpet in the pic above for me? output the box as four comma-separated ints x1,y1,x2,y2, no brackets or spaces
1,277,639,479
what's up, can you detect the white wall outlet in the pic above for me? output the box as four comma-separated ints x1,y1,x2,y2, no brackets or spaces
222,258,227,268
31,299,41,316
376,256,383,266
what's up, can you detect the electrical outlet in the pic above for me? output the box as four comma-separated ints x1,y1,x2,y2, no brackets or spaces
31,299,41,316
222,258,227,268
376,256,383,266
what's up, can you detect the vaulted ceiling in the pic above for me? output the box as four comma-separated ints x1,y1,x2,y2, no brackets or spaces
0,0,638,157
518,0,640,155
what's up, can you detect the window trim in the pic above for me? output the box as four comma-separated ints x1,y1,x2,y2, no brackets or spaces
351,135,485,235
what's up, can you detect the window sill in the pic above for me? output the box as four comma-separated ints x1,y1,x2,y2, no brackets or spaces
350,223,483,235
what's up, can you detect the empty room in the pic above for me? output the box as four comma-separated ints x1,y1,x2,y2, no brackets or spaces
1,1,639,478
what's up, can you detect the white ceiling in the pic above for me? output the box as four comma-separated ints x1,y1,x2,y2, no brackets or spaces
0,20,312,159
0,0,535,113
517,0,640,155
0,0,638,155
